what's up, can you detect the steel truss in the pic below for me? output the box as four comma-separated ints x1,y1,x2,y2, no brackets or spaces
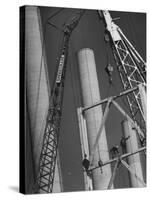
34,10,85,193
100,10,146,138
112,29,146,135
35,34,69,193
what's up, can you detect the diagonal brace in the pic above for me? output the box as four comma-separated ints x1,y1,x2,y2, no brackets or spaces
107,158,120,189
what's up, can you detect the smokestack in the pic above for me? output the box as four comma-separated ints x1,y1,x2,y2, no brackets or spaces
121,119,144,187
25,6,63,193
77,48,112,190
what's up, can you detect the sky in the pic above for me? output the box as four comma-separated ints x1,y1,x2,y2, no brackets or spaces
38,6,146,192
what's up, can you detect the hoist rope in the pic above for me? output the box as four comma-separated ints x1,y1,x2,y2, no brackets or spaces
94,12,106,162
65,9,77,25
70,10,93,160
101,17,131,117
68,31,87,171
69,41,80,120
47,8,65,22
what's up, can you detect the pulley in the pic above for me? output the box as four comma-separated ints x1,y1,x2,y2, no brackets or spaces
105,63,114,75
104,31,110,42
105,63,114,83
98,10,103,19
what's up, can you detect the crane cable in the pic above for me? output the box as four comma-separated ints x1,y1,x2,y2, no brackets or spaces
69,37,88,170
64,10,88,169
69,35,92,163
94,11,109,163
47,8,65,22
69,11,103,168
101,13,133,116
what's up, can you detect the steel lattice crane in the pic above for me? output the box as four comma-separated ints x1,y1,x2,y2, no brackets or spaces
34,9,85,193
98,10,146,142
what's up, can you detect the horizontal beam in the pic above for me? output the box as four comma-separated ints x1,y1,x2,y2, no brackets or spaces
90,147,146,171
82,86,138,112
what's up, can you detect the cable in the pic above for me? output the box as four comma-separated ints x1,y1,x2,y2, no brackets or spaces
70,41,90,159
47,8,65,22
69,42,80,109
97,11,114,99
65,9,76,25
100,16,131,115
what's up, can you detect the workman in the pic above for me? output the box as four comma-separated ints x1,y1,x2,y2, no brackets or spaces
98,159,103,173
82,154,90,171
141,137,146,147
105,63,114,83
110,146,119,159
120,136,130,154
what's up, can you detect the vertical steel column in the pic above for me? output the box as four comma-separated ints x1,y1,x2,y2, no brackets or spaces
77,108,93,191
77,48,112,190
121,119,144,187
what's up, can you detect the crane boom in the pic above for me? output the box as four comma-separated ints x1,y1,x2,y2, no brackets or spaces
35,9,85,193
98,10,146,139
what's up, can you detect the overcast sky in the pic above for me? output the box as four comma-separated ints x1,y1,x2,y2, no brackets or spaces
39,7,146,192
